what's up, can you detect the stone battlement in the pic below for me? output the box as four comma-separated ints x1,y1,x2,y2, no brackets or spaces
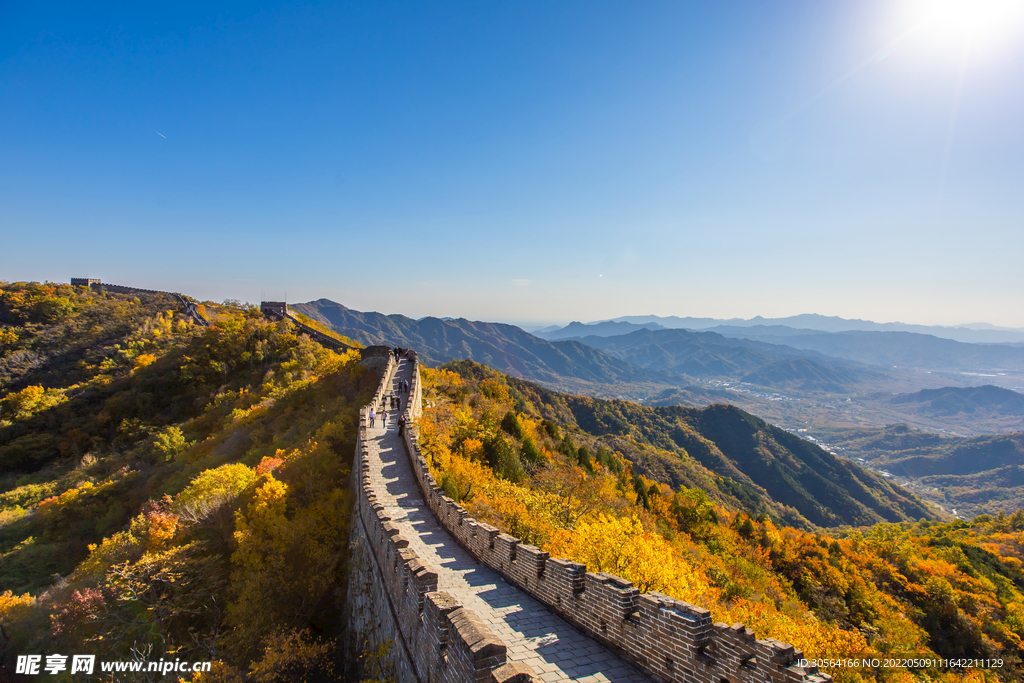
399,359,832,683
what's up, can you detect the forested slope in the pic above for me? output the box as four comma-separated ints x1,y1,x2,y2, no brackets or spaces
452,360,934,528
417,362,1024,681
0,282,382,680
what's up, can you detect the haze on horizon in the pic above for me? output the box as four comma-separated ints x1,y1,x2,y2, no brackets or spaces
3,1,1023,328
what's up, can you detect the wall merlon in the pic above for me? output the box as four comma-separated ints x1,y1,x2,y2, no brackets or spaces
448,608,507,661
489,662,536,683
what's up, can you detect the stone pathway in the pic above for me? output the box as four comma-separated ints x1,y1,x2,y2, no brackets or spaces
366,359,650,683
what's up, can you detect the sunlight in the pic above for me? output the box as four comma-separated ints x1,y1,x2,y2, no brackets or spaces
905,0,1024,49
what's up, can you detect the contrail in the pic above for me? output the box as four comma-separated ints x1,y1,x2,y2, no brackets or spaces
154,130,166,138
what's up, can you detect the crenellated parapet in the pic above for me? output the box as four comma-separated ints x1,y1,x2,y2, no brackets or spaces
400,358,832,683
352,355,538,683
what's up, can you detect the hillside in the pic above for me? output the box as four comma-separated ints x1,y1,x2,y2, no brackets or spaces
418,361,1024,677
820,423,1024,517
741,357,857,392
442,360,934,529
292,298,671,391
891,384,1024,416
0,283,180,393
0,282,379,679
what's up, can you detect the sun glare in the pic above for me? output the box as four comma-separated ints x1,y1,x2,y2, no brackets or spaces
905,0,1024,49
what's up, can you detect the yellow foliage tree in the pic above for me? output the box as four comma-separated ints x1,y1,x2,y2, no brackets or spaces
547,514,707,600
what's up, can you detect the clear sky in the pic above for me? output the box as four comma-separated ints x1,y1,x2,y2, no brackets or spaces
3,1,1023,327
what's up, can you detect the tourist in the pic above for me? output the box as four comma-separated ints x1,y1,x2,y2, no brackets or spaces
369,408,375,427
381,409,388,426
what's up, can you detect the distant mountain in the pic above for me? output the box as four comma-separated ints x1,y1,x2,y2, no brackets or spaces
742,358,857,392
825,423,1024,516
891,385,1024,417
291,299,669,388
571,327,879,390
706,324,831,338
537,320,666,340
594,314,1024,344
709,329,1024,373
496,370,936,528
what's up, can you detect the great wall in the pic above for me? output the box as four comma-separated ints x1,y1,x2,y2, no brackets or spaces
348,345,833,683
67,280,833,683
70,278,210,327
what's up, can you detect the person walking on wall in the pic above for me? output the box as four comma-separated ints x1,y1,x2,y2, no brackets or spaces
369,408,375,428
381,409,388,428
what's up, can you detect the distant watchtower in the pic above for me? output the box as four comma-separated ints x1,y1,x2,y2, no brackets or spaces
261,301,288,318
71,278,101,287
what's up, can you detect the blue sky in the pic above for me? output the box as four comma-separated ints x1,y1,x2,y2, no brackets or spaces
3,1,1023,327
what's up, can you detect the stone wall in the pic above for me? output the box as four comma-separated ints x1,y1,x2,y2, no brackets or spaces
68,279,210,326
174,293,210,327
258,302,371,354
400,359,832,683
91,282,171,297
285,313,358,352
347,354,536,683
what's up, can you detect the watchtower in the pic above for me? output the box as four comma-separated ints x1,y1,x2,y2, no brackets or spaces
261,301,288,318
71,278,101,287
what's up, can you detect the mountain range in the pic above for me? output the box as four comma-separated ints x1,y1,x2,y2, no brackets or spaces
295,299,1024,439
538,314,1024,345
708,328,1024,374
290,299,671,391
569,327,880,387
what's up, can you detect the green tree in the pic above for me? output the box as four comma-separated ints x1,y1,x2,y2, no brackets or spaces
520,437,543,467
577,445,594,474
153,426,195,461
484,434,525,483
500,411,524,440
